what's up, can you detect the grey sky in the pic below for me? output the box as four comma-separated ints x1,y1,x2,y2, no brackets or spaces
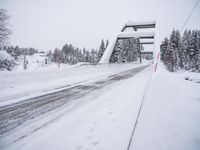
1,0,200,51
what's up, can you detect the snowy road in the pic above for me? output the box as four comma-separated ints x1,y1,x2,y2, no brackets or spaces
0,64,151,149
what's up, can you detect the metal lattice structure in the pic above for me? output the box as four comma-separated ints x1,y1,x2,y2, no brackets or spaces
99,21,156,64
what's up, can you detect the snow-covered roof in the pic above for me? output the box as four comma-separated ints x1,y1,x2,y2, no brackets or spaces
117,32,155,39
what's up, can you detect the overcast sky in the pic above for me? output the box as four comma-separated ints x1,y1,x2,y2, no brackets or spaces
1,0,200,51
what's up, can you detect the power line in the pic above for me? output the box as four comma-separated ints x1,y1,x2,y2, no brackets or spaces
181,0,200,31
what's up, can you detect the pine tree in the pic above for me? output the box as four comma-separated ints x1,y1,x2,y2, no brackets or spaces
90,49,98,65
160,29,200,72
175,30,182,68
164,41,176,72
160,37,169,64
118,39,127,63
195,30,200,71
13,46,21,59
110,38,139,63
110,39,121,63
169,29,180,71
180,30,189,69
97,40,106,61
52,48,64,63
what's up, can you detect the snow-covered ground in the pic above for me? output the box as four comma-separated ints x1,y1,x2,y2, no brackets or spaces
0,61,200,150
131,64,200,150
0,62,148,106
14,53,49,71
1,64,153,150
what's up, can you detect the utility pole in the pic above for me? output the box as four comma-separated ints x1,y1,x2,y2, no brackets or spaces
138,43,142,63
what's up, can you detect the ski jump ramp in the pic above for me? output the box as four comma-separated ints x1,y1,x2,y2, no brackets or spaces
99,21,156,64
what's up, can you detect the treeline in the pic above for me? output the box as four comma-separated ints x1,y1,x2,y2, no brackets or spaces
0,46,39,70
49,39,108,65
160,29,200,72
1,46,38,59
110,38,140,63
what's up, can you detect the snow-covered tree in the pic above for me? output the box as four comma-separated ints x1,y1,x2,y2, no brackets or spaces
110,39,122,63
189,30,199,71
0,9,11,48
195,30,200,71
169,29,180,71
163,40,176,71
110,38,139,63
97,39,106,61
161,29,200,72
160,37,169,64
0,50,15,71
90,49,98,65
52,48,64,64
179,30,189,69
62,44,74,63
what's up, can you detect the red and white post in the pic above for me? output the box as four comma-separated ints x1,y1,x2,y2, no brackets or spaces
154,52,160,72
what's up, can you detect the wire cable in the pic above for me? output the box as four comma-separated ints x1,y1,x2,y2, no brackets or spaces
181,0,200,31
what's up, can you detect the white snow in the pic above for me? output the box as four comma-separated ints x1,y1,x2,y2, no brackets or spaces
4,64,153,150
130,64,200,150
123,21,156,27
1,60,200,150
0,51,13,61
117,32,155,39
0,62,148,106
14,53,49,71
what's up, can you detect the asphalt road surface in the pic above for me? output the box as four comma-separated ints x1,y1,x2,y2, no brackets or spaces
0,65,149,146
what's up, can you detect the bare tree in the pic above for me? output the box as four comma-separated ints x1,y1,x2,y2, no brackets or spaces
0,9,11,48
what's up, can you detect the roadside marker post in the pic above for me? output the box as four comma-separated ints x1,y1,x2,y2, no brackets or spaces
154,52,160,72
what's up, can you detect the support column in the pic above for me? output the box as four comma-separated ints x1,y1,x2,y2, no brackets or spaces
139,43,142,63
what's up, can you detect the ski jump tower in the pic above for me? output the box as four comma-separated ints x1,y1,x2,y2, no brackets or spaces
99,21,156,64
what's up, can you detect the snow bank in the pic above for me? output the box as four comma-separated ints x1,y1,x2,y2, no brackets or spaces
0,51,15,71
0,51,12,61
131,64,200,150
